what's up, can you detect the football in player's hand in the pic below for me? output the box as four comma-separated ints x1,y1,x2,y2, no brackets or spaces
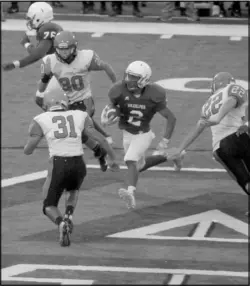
106,107,119,120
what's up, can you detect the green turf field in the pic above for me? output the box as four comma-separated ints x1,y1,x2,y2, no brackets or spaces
1,20,249,285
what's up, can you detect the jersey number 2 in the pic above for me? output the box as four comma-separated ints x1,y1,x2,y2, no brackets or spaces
203,92,223,119
128,110,143,127
52,115,77,139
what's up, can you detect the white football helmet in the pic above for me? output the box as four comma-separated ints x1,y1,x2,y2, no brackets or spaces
125,61,152,91
26,2,53,30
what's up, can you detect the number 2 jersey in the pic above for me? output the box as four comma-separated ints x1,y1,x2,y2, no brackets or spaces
108,81,167,134
31,110,88,157
201,83,248,151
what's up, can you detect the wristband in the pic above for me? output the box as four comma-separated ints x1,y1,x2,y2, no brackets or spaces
13,61,20,68
24,43,31,49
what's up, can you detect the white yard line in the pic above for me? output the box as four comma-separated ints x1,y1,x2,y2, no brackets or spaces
1,165,226,188
2,19,248,37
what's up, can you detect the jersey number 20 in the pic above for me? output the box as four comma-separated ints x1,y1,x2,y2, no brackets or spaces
53,115,77,139
203,92,223,119
59,75,84,92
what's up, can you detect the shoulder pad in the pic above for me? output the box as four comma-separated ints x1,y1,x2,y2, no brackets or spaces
79,49,94,66
108,81,123,102
227,84,247,107
148,83,167,103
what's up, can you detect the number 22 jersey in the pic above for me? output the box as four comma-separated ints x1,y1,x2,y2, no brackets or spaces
32,110,87,157
201,83,248,151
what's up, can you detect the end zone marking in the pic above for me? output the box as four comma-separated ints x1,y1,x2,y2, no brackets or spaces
1,165,226,187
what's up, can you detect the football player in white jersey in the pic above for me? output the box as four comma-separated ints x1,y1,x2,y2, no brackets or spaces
24,89,119,247
36,31,117,172
168,72,250,215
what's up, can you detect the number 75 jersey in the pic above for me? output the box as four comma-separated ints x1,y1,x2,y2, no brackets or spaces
42,50,95,104
201,83,248,151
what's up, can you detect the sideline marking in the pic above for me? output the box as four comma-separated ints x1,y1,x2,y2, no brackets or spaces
91,32,104,37
160,34,173,39
107,209,248,243
230,36,242,41
1,264,248,278
1,165,226,188
2,19,247,37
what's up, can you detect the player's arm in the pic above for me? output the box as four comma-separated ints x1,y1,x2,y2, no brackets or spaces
24,119,44,155
8,40,52,70
177,118,208,153
82,114,117,162
154,90,176,150
88,52,117,83
158,106,176,140
101,83,121,125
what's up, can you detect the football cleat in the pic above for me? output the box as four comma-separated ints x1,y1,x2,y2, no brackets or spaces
63,216,74,234
118,188,136,209
59,220,71,247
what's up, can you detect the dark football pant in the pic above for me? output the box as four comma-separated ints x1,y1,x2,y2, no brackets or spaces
43,156,86,214
213,132,250,194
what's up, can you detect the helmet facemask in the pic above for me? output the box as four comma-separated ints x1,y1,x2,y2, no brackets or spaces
124,72,149,94
55,44,77,64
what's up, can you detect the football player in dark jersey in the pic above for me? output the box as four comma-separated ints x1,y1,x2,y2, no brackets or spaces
2,2,62,71
102,61,181,209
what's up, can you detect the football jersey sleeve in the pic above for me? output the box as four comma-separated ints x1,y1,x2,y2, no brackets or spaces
227,84,247,107
150,84,168,112
88,52,104,71
28,118,44,137
108,81,122,106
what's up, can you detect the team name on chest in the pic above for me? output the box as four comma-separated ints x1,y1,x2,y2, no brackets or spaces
127,103,146,110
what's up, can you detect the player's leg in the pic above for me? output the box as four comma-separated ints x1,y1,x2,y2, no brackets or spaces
83,97,113,143
64,156,87,234
239,133,250,173
42,157,67,246
214,134,250,196
119,130,154,209
139,154,167,172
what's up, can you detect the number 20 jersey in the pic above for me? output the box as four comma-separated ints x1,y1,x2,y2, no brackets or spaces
34,110,87,157
42,50,95,104
201,83,248,151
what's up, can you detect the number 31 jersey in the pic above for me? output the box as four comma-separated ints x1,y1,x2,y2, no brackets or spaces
32,110,87,157
201,83,248,151
42,50,95,104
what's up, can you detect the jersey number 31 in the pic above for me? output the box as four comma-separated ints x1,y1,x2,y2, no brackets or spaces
53,115,77,139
